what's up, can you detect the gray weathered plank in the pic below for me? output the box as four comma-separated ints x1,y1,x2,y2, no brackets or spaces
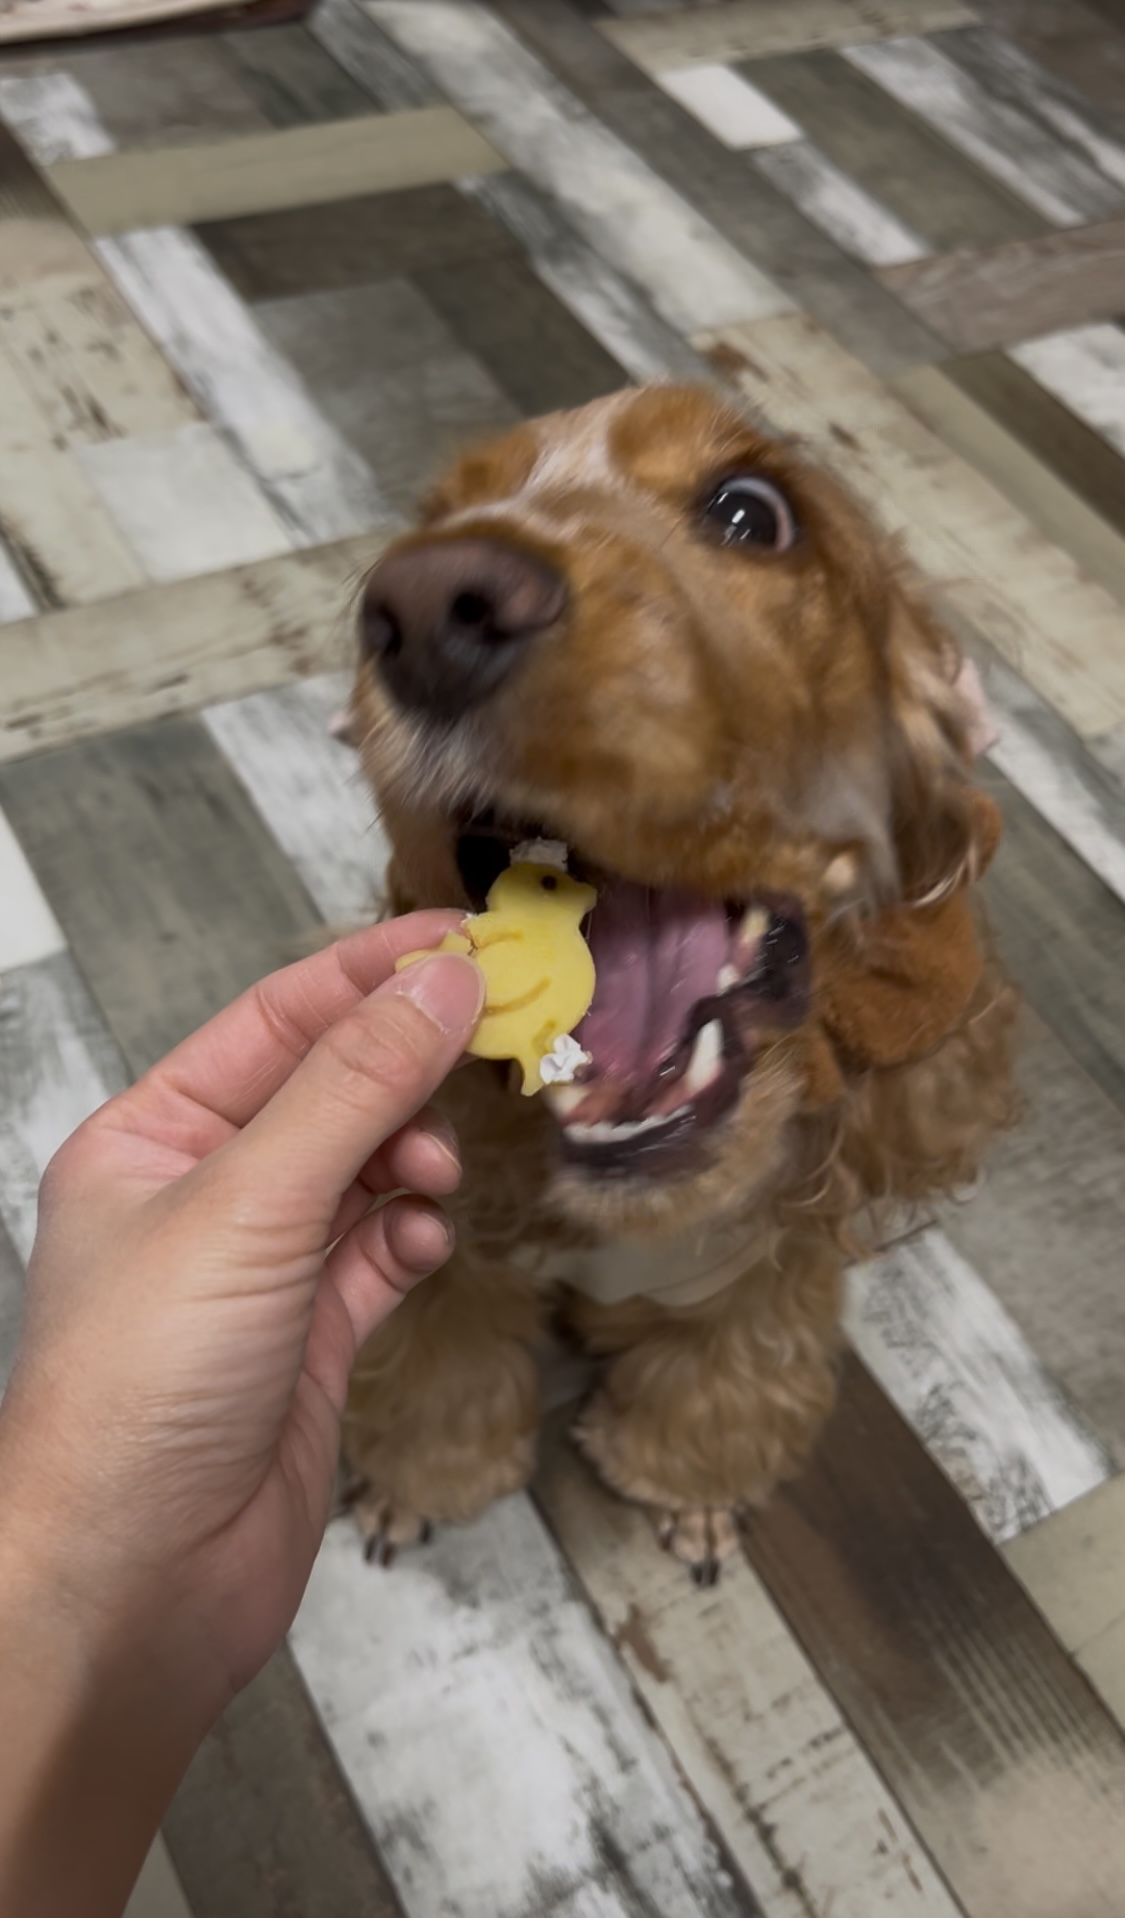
54,36,271,148
982,0,1125,119
844,35,1124,225
894,364,1125,606
1012,322,1125,461
943,347,1125,540
413,249,630,415
198,181,516,301
255,277,519,514
743,46,1048,250
0,802,64,972
936,21,1125,188
202,674,388,928
752,139,927,267
220,21,375,127
0,1209,25,1390
368,0,793,335
0,718,320,1073
0,950,128,1261
0,535,380,764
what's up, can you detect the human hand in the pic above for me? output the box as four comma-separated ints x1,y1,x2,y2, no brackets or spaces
0,914,483,1712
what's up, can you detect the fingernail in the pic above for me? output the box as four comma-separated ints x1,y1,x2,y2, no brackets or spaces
394,952,485,1035
398,1207,455,1273
416,1112,460,1169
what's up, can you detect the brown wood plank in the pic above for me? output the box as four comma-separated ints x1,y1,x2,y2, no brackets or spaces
743,1354,1125,1918
932,348,1125,542
880,219,1125,353
164,1645,404,1918
0,717,319,1073
745,46,1047,252
56,35,271,146
220,21,374,125
984,0,1125,118
197,181,518,301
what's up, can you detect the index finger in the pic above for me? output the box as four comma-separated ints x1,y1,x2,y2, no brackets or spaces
118,911,466,1144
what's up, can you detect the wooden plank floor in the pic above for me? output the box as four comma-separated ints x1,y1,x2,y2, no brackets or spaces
5,2,1125,1914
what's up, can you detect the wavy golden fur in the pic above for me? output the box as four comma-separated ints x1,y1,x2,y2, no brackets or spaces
344,385,1018,1577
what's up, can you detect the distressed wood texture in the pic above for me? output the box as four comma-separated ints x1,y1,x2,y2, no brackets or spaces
981,758,1125,1111
752,140,927,267
367,0,793,336
48,109,508,235
1011,322,1125,460
164,1645,406,1918
880,217,1125,351
0,718,320,1073
0,803,64,972
293,1506,757,1918
202,674,388,927
943,346,1125,539
654,62,800,150
983,0,1125,117
0,71,392,542
535,1426,961,1918
699,313,1125,738
598,0,976,73
49,37,270,148
0,1210,26,1388
743,47,1048,251
847,1227,1111,1541
220,22,376,127
743,1355,1125,1918
894,364,1125,607
0,951,128,1261
843,36,1125,225
123,1840,193,1918
0,535,379,763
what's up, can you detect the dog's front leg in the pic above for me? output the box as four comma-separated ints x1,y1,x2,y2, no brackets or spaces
342,1245,544,1562
568,1233,843,1584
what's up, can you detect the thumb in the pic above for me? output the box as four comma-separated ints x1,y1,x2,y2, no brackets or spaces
207,953,484,1227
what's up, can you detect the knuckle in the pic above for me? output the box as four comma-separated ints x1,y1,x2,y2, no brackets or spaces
321,997,440,1106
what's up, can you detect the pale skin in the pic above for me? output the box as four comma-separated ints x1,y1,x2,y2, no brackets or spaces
0,916,485,1918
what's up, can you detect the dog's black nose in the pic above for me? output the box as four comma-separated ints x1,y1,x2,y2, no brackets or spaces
360,537,567,719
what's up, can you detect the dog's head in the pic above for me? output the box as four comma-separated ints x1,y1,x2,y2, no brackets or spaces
353,385,991,1232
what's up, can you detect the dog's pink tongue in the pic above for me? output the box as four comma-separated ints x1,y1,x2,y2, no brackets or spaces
576,881,729,1083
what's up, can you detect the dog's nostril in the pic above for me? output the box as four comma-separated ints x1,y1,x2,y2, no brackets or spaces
361,598,402,661
450,590,493,629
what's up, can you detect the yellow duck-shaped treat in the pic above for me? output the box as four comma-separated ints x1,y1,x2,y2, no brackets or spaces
397,862,597,1094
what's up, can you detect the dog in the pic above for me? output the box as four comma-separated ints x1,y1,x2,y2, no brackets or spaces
343,383,1017,1580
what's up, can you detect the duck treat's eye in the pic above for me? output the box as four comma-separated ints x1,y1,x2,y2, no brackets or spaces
541,875,559,891
700,475,797,553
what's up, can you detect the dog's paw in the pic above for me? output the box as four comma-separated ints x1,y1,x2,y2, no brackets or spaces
656,1506,741,1587
353,1487,434,1568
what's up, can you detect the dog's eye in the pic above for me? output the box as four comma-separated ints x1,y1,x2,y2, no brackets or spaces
701,476,796,553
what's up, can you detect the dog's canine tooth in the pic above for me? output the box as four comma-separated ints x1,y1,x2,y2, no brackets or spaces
544,1083,586,1119
684,1019,723,1098
740,905,769,945
717,963,739,993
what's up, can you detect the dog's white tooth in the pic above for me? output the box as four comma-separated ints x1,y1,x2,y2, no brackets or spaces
717,963,739,993
545,1083,586,1120
740,906,769,944
684,1019,723,1099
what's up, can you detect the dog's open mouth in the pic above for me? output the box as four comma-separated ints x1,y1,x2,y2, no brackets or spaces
456,812,811,1176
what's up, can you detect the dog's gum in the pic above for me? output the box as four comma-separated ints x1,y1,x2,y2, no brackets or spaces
395,862,597,1095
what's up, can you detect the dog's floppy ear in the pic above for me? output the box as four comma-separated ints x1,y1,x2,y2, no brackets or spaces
882,584,1000,906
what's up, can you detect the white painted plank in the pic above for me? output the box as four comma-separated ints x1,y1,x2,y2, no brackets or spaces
0,73,394,548
847,1227,1112,1544
293,1505,747,1918
537,1438,963,1918
367,0,793,334
77,423,293,583
465,172,713,386
657,63,800,150
755,140,929,267
700,313,1125,739
0,69,112,164
843,36,1121,225
1010,323,1125,461
0,952,126,1262
202,675,389,927
0,807,65,972
0,543,35,624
